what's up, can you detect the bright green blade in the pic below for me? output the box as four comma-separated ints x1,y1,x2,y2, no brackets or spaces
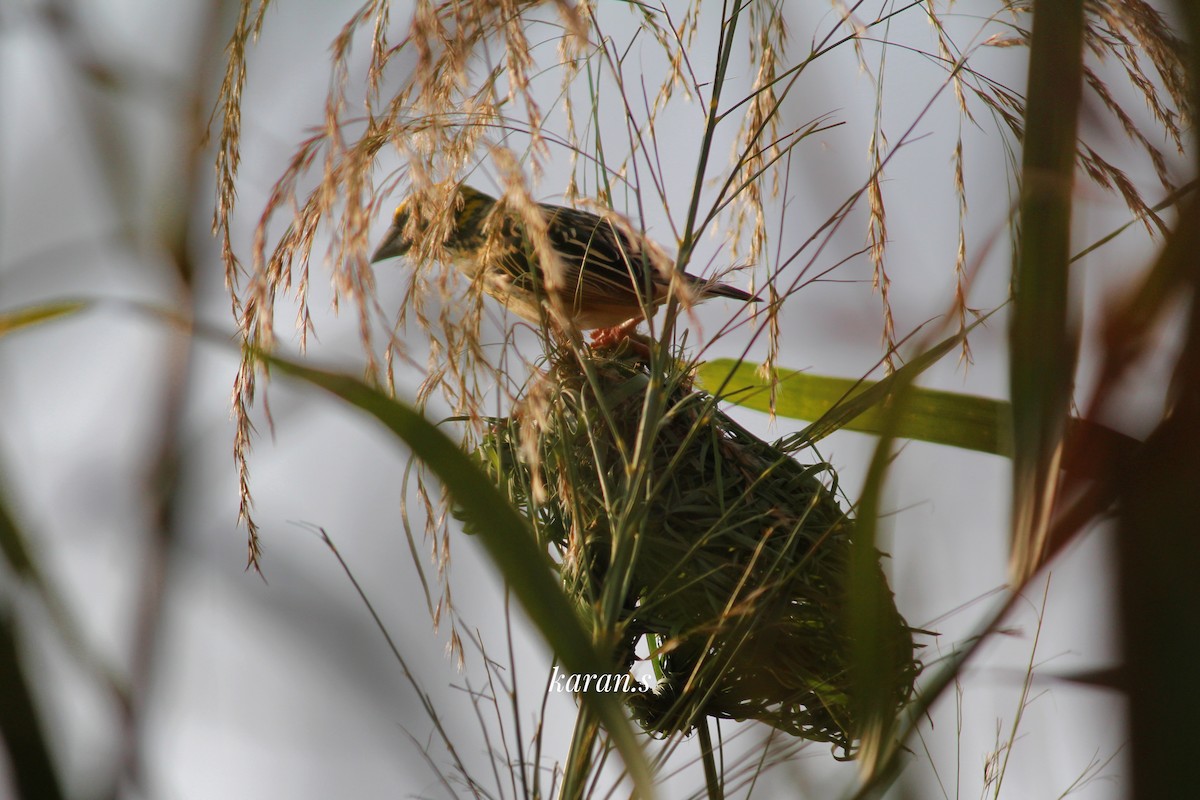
0,302,88,336
1008,0,1084,581
697,359,1012,457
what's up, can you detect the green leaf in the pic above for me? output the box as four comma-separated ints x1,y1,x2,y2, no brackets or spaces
257,350,656,798
1008,0,1085,581
0,610,67,800
0,302,88,336
0,491,35,578
696,359,1013,457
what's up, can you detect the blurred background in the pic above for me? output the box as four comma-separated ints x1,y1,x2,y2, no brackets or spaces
2,1,1187,797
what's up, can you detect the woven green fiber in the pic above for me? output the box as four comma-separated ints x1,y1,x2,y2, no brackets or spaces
467,347,919,758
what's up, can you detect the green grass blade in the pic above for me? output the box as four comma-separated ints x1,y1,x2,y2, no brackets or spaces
0,302,88,336
1008,0,1084,581
696,359,1012,456
0,491,36,579
0,610,67,800
257,351,656,798
844,376,903,787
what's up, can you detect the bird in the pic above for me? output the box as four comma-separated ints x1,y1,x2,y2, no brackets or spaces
371,184,759,344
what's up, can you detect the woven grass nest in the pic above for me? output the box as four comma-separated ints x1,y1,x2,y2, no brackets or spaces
469,345,921,758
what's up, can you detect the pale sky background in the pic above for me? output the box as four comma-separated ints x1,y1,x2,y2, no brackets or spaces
2,1,1182,798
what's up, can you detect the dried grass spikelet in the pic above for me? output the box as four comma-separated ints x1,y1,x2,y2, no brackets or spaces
467,345,921,758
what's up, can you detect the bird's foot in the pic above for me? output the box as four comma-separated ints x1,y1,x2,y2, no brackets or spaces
589,319,651,358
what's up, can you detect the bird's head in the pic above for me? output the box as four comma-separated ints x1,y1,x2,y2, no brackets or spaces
372,184,496,262
371,197,417,262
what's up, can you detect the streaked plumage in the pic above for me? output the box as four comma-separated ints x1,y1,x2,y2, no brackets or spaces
372,184,758,331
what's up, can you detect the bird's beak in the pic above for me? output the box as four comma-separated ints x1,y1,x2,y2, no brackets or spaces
371,224,408,262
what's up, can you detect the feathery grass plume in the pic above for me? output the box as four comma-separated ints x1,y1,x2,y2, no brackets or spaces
466,345,921,759
997,0,1189,219
220,0,587,571
844,0,1191,375
730,4,784,382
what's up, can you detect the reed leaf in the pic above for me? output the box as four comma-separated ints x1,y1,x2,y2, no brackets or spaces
697,359,1011,457
1008,0,1085,582
0,302,87,336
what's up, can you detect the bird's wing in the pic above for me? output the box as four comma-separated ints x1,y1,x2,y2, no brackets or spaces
476,212,540,290
542,205,670,306
474,201,682,321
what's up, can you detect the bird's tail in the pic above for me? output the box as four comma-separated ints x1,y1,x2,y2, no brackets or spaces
703,281,761,303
